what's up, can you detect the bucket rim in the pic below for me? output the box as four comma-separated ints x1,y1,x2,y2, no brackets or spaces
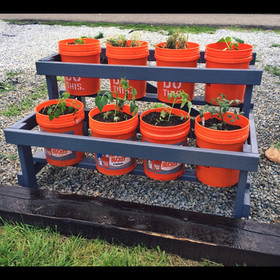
194,112,250,145
35,99,84,129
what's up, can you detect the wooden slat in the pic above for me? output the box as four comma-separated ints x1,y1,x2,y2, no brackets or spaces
36,61,263,85
4,127,259,171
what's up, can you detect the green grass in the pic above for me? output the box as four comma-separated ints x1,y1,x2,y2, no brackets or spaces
270,43,280,48
1,83,47,117
0,71,22,94
4,19,217,34
0,71,48,117
6,19,280,34
0,219,221,266
264,64,280,76
0,80,16,93
0,152,18,161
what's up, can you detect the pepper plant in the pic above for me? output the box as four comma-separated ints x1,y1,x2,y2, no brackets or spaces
199,93,242,130
155,91,192,125
217,36,244,50
106,32,142,47
159,31,189,49
95,78,138,122
41,92,79,121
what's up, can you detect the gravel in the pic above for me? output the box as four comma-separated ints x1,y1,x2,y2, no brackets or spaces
0,20,279,224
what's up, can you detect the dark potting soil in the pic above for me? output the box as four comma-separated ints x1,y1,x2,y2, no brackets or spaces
199,117,242,131
39,105,76,116
142,111,187,126
92,110,133,123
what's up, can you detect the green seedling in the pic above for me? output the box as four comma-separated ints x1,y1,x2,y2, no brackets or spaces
155,91,191,125
106,32,142,47
41,92,79,121
199,93,242,130
107,34,127,47
274,141,280,150
160,31,189,49
68,34,104,44
95,78,138,122
74,37,85,44
217,36,244,50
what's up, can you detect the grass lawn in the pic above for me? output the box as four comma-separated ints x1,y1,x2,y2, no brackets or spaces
0,219,222,266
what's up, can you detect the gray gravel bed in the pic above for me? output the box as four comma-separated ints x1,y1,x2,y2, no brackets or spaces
0,20,279,224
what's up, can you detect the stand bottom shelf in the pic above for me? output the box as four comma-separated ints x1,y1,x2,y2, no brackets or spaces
18,151,199,185
16,150,250,219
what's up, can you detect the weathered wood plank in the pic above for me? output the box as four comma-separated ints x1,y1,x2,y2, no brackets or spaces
0,185,279,266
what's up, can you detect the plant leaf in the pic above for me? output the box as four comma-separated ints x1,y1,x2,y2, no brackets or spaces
118,99,124,110
225,36,232,42
187,101,192,114
101,94,108,107
95,93,105,113
168,93,172,101
233,37,244,44
54,109,61,118
160,109,167,118
62,92,70,99
217,38,226,43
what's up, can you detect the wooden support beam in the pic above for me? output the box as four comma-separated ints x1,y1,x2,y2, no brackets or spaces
0,186,279,266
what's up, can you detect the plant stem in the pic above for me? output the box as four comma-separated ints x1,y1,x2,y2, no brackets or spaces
114,82,121,120
167,94,179,122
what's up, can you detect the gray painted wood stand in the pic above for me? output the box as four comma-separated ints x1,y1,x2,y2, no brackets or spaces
4,48,263,218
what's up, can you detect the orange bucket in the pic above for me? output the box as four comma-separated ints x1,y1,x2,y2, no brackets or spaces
35,99,85,167
194,112,250,187
205,42,253,104
140,107,191,181
155,42,200,103
106,40,149,99
58,38,101,96
88,104,139,175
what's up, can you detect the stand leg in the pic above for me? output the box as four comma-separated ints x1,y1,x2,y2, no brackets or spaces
46,75,59,100
242,85,253,118
234,170,250,218
17,145,38,188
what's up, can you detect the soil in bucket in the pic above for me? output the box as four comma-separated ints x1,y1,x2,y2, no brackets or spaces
106,40,149,100
155,42,200,103
140,107,191,181
35,98,85,167
204,42,253,104
58,38,101,96
88,104,139,176
194,112,250,187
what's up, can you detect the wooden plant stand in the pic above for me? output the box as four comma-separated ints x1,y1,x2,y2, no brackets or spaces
4,48,262,218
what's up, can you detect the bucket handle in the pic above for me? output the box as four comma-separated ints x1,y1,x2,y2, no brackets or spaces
74,117,84,125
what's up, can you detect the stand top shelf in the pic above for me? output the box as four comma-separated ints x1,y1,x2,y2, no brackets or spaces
36,49,262,86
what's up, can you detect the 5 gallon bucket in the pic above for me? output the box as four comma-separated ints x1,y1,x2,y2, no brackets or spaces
155,42,200,103
194,112,250,187
59,38,101,96
88,104,139,175
35,99,85,167
140,108,191,181
205,42,253,104
106,40,149,99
